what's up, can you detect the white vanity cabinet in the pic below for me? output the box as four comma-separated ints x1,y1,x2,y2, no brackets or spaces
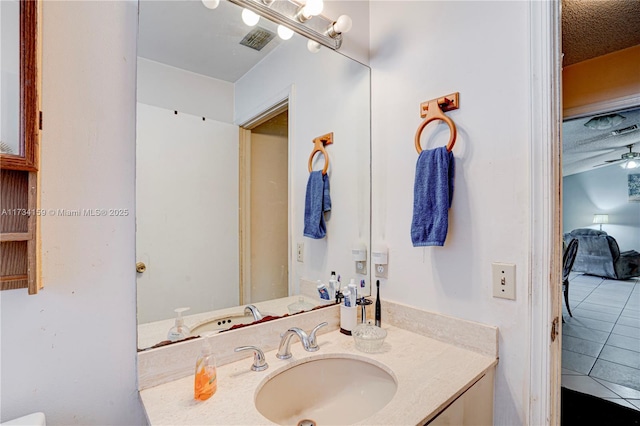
428,367,495,426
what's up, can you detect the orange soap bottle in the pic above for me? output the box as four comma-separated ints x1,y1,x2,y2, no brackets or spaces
194,335,217,401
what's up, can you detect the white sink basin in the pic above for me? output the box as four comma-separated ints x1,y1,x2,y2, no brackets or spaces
255,356,397,425
191,314,269,334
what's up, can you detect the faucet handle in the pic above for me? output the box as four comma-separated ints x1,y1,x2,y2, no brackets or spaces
234,346,268,371
308,322,329,351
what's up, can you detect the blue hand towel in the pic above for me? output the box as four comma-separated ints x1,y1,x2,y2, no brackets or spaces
304,171,331,239
411,146,455,247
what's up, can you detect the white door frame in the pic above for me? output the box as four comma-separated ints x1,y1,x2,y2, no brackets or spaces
528,1,563,424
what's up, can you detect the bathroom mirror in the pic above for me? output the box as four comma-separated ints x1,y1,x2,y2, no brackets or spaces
136,0,371,350
1,0,38,171
0,0,20,157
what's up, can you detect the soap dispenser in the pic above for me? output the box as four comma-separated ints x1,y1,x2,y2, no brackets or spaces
167,307,191,342
194,333,217,401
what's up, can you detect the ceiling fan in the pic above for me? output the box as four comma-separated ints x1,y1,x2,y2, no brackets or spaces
594,144,640,169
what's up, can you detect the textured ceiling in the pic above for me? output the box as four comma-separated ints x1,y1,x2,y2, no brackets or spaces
562,0,640,66
563,107,640,176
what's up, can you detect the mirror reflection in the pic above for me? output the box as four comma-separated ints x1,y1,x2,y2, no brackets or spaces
0,0,20,155
136,0,371,350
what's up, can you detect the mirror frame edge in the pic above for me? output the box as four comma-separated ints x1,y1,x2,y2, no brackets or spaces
0,0,40,172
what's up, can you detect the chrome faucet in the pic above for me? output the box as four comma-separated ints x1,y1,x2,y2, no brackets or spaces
244,304,264,321
276,322,328,360
234,345,268,371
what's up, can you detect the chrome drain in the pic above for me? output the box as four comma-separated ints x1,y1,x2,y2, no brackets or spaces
297,419,316,426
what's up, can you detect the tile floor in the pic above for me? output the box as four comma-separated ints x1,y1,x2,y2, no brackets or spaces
562,272,640,411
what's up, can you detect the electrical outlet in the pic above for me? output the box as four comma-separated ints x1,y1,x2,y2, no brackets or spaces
375,264,388,278
492,263,516,300
355,260,367,275
297,243,304,263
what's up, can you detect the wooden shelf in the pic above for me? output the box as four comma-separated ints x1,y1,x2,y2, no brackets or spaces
0,274,29,281
0,276,28,291
0,232,31,242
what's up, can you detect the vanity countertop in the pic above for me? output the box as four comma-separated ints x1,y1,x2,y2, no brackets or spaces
140,325,497,425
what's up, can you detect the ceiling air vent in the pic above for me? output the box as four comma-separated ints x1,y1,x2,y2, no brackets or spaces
611,124,639,136
240,27,275,51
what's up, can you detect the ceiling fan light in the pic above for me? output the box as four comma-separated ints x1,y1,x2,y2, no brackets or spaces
584,113,625,130
620,159,640,169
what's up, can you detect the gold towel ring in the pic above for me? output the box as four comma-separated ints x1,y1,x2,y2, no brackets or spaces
414,93,459,153
308,132,333,175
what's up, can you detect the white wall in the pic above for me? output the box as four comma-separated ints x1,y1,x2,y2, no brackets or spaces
563,165,640,251
137,57,234,123
370,2,531,424
236,34,371,297
0,2,145,424
136,104,239,324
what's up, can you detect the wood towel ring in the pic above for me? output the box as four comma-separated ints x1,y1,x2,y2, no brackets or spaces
414,92,459,153
308,132,333,175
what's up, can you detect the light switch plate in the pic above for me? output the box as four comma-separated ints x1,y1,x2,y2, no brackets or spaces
297,243,304,263
492,263,516,300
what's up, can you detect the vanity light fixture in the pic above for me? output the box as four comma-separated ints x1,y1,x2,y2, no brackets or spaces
201,0,220,10
296,0,324,22
242,8,261,26
307,39,321,53
227,0,351,50
327,15,352,38
277,24,294,40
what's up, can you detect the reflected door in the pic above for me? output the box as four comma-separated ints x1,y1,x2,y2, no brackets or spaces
136,104,239,323
240,110,289,304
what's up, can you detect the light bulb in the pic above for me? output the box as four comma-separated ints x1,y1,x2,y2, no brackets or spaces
277,25,294,40
201,0,220,9
302,0,323,18
621,160,640,169
241,8,260,26
333,15,352,34
307,40,321,53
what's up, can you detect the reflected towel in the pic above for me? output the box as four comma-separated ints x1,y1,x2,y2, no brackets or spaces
411,146,455,247
304,171,331,239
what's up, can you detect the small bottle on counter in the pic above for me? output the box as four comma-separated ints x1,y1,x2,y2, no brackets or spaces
167,307,191,342
194,334,217,401
340,289,358,335
348,278,358,303
317,280,330,300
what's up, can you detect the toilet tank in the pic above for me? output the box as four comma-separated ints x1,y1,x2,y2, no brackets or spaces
1,412,46,426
